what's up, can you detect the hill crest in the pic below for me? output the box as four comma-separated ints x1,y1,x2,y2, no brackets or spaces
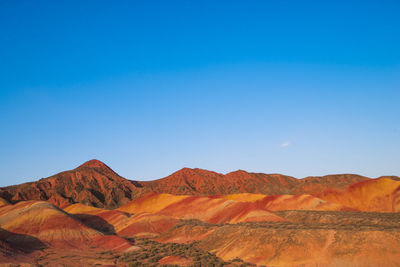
1,159,398,209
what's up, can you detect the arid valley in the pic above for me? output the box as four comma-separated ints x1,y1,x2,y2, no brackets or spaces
1,160,399,266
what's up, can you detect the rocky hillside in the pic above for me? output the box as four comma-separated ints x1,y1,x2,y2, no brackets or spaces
1,159,397,209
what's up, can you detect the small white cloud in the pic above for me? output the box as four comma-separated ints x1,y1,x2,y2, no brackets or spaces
281,141,291,148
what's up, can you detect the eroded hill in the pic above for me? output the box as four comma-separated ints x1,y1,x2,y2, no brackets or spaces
1,159,388,209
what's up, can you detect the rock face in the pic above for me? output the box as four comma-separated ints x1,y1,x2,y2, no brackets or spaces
0,160,143,209
140,168,369,196
140,169,374,198
0,159,398,211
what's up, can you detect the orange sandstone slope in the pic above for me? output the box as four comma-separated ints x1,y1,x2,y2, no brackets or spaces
196,223,400,266
318,177,400,212
0,201,133,251
65,202,179,238
221,193,352,211
156,211,400,266
117,213,180,238
0,198,8,207
64,203,131,234
0,160,143,208
119,193,285,224
259,194,354,211
119,192,350,226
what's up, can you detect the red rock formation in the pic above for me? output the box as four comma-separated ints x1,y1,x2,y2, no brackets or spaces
0,200,135,252
140,168,370,196
0,159,396,210
0,160,142,208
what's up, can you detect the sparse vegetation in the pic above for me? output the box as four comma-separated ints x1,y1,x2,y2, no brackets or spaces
118,238,254,266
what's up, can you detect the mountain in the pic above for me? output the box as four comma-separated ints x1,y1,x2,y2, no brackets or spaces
0,160,143,209
1,159,400,266
140,168,370,196
0,159,397,210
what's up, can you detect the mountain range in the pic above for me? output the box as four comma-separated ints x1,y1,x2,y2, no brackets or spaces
2,159,395,209
1,159,400,266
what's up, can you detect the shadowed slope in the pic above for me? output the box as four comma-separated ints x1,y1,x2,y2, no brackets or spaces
0,227,45,254
0,201,102,249
65,203,130,234
0,201,134,251
65,202,179,238
0,228,44,264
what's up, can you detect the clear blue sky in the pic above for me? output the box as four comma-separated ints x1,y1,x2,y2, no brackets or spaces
1,1,399,186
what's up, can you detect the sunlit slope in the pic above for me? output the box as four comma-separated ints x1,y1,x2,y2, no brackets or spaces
318,178,400,212
120,193,285,223
66,202,179,238
158,222,217,244
65,203,130,235
259,194,353,211
0,198,9,206
155,211,400,267
198,225,400,266
0,201,101,247
222,193,266,202
222,193,352,211
140,168,370,196
117,213,179,238
0,201,133,251
118,192,188,213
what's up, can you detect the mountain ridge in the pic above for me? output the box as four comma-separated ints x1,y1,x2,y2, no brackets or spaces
1,159,398,209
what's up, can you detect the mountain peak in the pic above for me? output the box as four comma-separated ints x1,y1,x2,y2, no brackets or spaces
172,167,222,177
226,169,249,175
77,159,110,169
